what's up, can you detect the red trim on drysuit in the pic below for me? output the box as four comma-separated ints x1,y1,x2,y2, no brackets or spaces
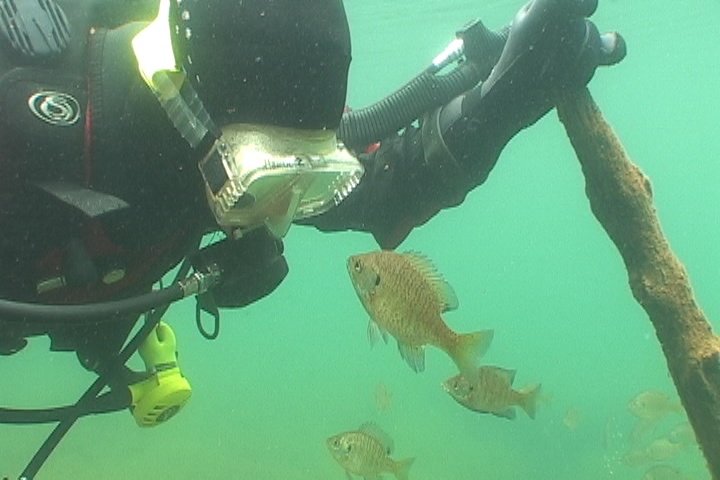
34,88,190,305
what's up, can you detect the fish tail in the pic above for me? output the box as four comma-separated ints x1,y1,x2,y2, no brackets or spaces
519,383,542,419
449,329,494,382
393,457,415,480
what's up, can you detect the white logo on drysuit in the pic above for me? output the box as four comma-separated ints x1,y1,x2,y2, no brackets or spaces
27,91,81,126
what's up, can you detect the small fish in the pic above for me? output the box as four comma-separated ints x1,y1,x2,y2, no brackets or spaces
442,366,541,420
374,382,393,412
562,406,582,431
326,423,414,480
621,446,652,467
642,464,691,480
628,391,683,422
621,438,684,467
668,422,696,445
347,251,493,381
645,437,683,462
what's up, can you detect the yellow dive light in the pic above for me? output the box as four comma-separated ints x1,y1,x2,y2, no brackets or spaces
128,322,191,427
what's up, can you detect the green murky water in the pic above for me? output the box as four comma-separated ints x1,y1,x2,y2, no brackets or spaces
2,1,719,478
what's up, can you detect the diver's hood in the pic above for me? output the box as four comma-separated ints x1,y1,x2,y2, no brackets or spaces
131,0,363,238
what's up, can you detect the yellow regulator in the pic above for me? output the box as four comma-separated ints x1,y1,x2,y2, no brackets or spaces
128,322,192,427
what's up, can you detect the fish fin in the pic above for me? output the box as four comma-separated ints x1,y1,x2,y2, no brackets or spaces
393,457,415,480
449,329,494,382
367,320,389,347
487,366,517,385
402,252,458,312
397,342,425,373
519,384,542,419
359,422,394,454
492,407,517,420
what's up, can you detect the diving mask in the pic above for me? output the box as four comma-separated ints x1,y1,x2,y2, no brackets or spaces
199,124,364,238
133,1,363,238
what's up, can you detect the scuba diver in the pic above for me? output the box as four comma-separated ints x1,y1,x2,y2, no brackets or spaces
0,0,625,476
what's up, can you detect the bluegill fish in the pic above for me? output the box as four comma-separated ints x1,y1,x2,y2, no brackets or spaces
628,390,684,422
668,422,696,445
347,251,493,381
326,423,414,480
622,438,684,466
629,391,685,444
442,366,541,420
643,464,691,480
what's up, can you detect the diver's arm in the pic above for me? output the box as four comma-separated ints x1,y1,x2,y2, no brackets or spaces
304,0,625,249
302,126,464,249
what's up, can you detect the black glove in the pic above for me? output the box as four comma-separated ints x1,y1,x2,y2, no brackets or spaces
191,229,288,309
428,0,625,188
477,0,625,114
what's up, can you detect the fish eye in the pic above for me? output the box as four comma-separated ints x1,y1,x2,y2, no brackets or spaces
354,260,362,273
374,274,381,287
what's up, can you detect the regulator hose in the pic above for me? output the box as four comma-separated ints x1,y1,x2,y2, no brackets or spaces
0,284,183,325
338,23,510,149
0,390,129,424
0,267,219,325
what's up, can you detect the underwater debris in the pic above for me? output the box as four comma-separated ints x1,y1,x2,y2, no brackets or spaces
374,382,393,412
557,87,720,478
563,406,582,431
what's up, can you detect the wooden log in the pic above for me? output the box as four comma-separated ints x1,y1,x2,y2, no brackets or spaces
556,87,720,478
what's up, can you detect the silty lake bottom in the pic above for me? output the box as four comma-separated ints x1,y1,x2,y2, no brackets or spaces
1,0,719,478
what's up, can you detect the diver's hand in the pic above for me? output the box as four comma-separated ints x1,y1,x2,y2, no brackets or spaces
481,0,626,99
418,0,626,205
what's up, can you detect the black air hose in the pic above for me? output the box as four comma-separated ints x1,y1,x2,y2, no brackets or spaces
338,24,509,149
338,63,482,149
0,284,183,324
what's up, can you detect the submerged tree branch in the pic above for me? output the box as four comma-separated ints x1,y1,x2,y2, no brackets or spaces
556,87,720,479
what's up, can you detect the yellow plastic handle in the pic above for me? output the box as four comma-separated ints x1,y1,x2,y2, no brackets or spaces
138,321,177,371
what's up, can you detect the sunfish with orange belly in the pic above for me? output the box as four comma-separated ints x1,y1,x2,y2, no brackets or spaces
347,250,493,382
